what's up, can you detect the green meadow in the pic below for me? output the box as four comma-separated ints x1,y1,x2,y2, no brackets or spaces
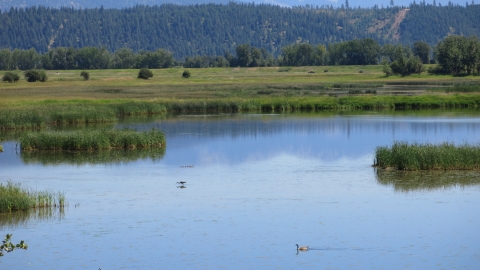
1,66,480,130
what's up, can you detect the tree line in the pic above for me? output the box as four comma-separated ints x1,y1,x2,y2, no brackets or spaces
1,35,479,77
1,3,480,59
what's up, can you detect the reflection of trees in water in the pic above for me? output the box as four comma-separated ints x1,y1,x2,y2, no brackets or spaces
20,148,165,165
375,169,480,192
0,207,65,229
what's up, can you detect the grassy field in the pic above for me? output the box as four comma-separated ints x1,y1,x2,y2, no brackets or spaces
2,65,480,105
1,66,480,130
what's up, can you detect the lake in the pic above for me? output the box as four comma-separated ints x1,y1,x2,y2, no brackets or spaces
1,109,480,269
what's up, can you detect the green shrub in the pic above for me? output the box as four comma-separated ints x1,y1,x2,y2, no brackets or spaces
0,234,28,257
2,72,20,83
138,68,153,80
182,70,191,78
80,71,90,81
24,70,48,82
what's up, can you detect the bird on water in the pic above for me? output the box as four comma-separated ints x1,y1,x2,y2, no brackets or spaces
177,181,186,184
296,244,309,251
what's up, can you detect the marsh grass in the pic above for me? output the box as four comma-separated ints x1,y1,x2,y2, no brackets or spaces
1,67,480,129
0,181,66,213
2,94,480,130
0,110,45,130
20,147,166,165
20,128,165,151
374,141,480,170
0,144,3,152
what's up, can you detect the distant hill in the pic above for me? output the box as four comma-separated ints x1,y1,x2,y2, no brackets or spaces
1,3,479,59
0,0,470,10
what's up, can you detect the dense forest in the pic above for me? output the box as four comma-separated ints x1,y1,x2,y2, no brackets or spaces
1,3,480,59
2,35,480,79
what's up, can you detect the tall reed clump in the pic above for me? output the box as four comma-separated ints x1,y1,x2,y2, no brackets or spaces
0,181,66,213
112,102,167,115
48,105,117,124
0,110,45,130
374,141,480,170
20,128,165,151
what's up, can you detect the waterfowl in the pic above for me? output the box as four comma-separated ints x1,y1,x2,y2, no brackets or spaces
296,244,309,251
177,181,186,184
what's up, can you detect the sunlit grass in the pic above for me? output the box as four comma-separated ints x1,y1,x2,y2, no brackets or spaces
374,141,480,170
20,128,165,151
1,66,479,106
1,66,480,130
0,181,66,213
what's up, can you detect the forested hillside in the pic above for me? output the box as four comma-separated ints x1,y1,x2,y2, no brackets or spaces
1,3,479,59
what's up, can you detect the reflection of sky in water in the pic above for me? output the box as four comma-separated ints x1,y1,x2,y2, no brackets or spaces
1,111,480,269
115,113,480,165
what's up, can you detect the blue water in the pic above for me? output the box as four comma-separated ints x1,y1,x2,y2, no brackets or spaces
1,110,480,269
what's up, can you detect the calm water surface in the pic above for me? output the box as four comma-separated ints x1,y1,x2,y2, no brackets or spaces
1,110,480,269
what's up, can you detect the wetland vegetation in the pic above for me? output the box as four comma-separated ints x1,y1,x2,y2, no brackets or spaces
374,141,480,171
20,128,165,151
0,181,65,213
1,66,480,130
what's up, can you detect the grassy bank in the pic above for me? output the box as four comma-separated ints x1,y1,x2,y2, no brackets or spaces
0,181,65,213
2,94,480,130
2,67,480,129
374,141,480,170
20,128,165,151
0,102,168,130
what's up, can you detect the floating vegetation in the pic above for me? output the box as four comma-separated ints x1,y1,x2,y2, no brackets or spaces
20,147,165,165
374,141,480,170
20,128,165,151
375,169,480,192
0,181,66,213
0,144,3,152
